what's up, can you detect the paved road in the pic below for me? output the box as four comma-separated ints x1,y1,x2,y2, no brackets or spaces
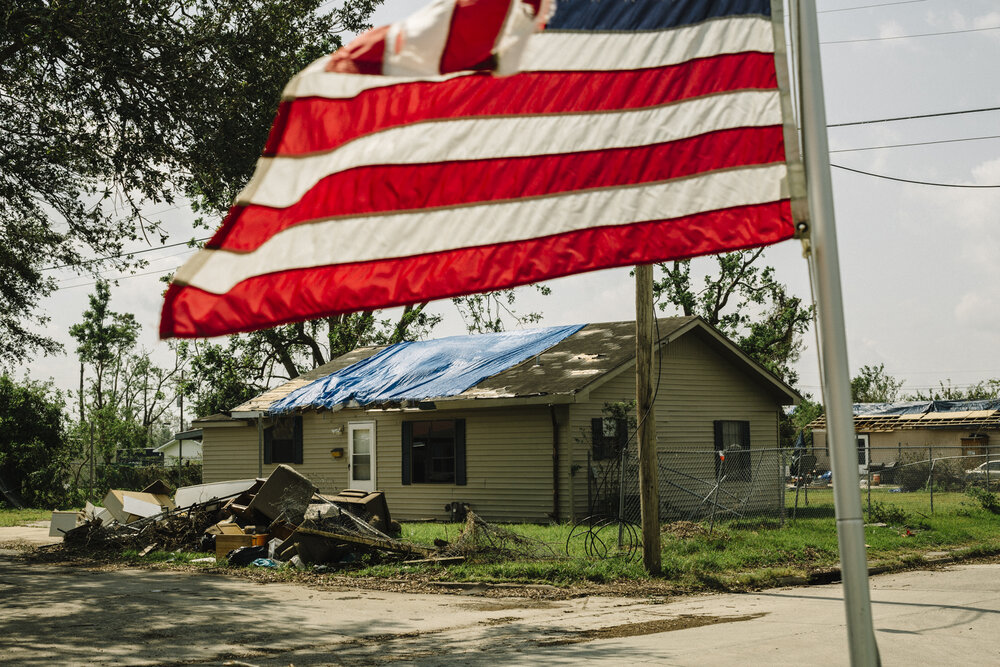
2,549,1000,666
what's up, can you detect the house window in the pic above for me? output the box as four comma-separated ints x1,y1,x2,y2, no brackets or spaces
265,415,303,464
591,417,627,461
402,419,466,485
713,420,751,480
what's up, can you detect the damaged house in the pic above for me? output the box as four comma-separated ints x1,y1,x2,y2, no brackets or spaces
197,316,800,522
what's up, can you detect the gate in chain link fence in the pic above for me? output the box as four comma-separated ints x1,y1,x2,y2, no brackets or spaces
588,447,789,530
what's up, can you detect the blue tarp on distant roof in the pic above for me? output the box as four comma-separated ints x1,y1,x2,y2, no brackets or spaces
854,399,1000,417
269,324,585,413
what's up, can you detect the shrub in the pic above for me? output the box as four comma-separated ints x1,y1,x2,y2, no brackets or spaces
867,500,908,526
966,486,1000,515
895,452,931,492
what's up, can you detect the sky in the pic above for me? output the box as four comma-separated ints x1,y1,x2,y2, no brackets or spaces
16,0,1000,409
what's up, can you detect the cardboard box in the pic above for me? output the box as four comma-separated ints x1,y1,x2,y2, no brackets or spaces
49,511,80,537
216,533,255,560
206,521,245,536
104,488,175,524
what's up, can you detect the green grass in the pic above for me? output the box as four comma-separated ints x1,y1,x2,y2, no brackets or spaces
348,488,1000,591
0,508,52,527
12,489,1000,594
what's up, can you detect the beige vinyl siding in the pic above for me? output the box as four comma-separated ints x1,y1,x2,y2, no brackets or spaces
567,330,783,519
203,405,559,523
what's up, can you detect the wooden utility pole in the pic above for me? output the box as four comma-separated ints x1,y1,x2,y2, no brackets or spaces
635,264,661,574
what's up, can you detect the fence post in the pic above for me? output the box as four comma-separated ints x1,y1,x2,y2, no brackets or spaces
866,465,872,518
929,446,934,515
779,449,785,526
987,443,991,491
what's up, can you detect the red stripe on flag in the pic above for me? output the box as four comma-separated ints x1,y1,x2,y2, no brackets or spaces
215,126,786,252
440,0,512,73
162,201,793,338
324,25,389,74
265,53,777,156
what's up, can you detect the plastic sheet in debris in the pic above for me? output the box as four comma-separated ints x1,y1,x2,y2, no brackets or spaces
270,324,583,413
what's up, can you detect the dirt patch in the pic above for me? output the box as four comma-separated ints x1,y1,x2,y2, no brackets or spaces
538,613,767,646
661,521,710,539
461,600,559,611
479,615,522,625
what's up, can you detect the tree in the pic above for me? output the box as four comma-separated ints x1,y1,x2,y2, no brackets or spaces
906,379,1000,402
452,286,551,334
70,282,182,473
0,376,70,508
653,249,813,386
851,363,904,403
0,0,380,367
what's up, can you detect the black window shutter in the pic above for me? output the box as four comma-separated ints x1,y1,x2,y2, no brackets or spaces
293,416,304,464
713,421,724,451
263,423,273,465
591,418,603,459
738,420,750,447
455,419,467,486
615,418,628,450
401,421,412,485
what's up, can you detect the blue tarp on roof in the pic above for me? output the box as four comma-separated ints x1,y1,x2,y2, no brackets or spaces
853,399,1000,417
270,324,585,413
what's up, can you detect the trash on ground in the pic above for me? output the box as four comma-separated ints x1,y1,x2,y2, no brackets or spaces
50,463,497,570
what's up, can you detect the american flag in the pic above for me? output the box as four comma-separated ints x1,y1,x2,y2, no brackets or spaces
160,0,803,339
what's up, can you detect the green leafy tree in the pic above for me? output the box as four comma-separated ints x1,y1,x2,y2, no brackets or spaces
453,286,551,334
906,378,1000,402
851,363,904,403
654,249,813,386
70,282,181,470
0,0,380,366
0,376,71,508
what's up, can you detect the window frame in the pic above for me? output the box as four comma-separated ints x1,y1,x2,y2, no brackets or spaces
713,420,751,480
591,416,628,461
264,415,303,465
401,418,466,486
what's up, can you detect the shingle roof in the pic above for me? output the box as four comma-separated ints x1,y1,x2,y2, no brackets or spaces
209,316,799,418
808,399,1000,432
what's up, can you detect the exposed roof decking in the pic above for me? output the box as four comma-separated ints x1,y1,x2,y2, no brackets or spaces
230,345,385,414
808,400,1000,432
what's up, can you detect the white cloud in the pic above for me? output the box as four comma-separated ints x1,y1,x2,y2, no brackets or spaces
973,12,1000,29
877,20,907,39
955,290,1000,337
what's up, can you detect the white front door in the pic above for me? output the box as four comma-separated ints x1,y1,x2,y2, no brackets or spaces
857,434,870,474
348,421,376,491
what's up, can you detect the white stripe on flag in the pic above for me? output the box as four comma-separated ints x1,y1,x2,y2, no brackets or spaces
178,164,789,294
281,16,774,101
383,0,456,76
238,89,782,208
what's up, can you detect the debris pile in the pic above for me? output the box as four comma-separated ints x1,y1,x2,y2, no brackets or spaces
51,464,445,569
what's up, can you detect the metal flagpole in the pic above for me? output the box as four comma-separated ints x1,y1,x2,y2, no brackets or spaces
796,0,880,664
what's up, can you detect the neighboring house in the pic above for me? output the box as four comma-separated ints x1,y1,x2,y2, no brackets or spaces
197,317,800,522
808,400,1000,474
154,429,204,464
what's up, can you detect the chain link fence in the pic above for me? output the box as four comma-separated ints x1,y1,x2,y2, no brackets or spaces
589,447,789,529
588,443,1000,530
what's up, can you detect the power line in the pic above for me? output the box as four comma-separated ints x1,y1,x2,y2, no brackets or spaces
830,134,1000,153
829,105,1000,128
831,163,1000,188
818,0,927,13
43,236,210,271
822,24,1000,45
57,265,181,292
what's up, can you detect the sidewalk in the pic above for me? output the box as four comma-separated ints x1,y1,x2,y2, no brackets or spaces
1,546,999,665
